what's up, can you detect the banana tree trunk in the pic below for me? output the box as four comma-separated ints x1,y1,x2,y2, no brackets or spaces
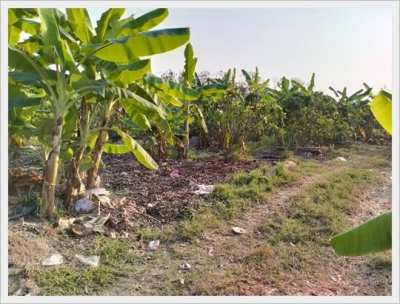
64,146,86,208
183,103,190,159
86,130,107,189
86,100,115,189
41,116,63,219
65,102,91,208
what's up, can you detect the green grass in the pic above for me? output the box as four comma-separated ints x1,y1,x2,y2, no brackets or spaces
258,168,377,246
173,163,294,241
188,148,221,160
190,159,389,295
31,265,126,295
31,237,138,295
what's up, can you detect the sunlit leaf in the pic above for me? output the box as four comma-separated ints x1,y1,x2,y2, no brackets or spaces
95,28,190,63
119,8,168,35
111,127,158,170
66,8,94,44
183,43,197,85
110,59,151,85
370,90,392,135
331,212,392,256
95,8,125,42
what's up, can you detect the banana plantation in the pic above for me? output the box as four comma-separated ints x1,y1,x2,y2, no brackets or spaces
7,8,392,297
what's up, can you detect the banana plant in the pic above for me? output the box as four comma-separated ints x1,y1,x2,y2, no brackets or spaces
331,90,392,255
291,73,315,96
9,8,191,217
82,8,190,189
62,8,191,204
146,43,225,159
329,84,374,142
9,8,85,218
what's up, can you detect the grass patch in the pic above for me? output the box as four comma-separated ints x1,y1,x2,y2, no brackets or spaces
191,242,317,295
210,164,293,220
188,149,220,160
259,168,377,246
31,265,126,295
92,236,137,265
31,237,138,295
172,163,294,241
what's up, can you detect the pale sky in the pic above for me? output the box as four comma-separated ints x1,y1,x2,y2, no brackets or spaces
87,6,393,94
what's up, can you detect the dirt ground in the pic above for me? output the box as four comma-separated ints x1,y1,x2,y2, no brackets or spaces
101,154,260,229
8,144,392,296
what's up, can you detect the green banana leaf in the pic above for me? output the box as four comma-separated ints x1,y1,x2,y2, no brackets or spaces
157,91,183,107
66,8,94,44
95,28,190,63
9,84,41,110
110,59,151,85
370,90,392,135
200,84,226,98
331,212,392,256
104,142,131,154
130,113,152,130
194,104,208,134
121,93,166,120
110,127,158,170
183,43,197,85
118,8,169,34
95,8,125,42
19,38,40,55
9,71,42,87
38,9,63,61
146,75,199,101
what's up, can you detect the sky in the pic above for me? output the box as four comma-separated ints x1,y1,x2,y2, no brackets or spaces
87,6,393,94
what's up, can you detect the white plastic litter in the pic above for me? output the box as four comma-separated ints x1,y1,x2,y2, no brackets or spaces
86,188,110,197
335,157,347,162
232,227,247,235
42,254,64,266
148,240,160,251
193,184,215,195
179,262,192,271
75,254,100,267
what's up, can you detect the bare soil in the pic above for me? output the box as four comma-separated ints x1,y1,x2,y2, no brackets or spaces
101,154,260,229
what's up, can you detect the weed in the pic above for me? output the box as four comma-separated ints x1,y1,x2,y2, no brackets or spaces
93,236,137,265
31,265,126,295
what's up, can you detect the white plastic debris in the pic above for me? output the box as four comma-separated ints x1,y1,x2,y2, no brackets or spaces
74,198,95,214
42,254,64,266
335,156,347,162
97,195,111,207
75,254,100,267
148,240,160,251
83,213,110,233
193,184,215,195
58,217,76,230
179,262,192,271
232,226,247,235
86,187,110,197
